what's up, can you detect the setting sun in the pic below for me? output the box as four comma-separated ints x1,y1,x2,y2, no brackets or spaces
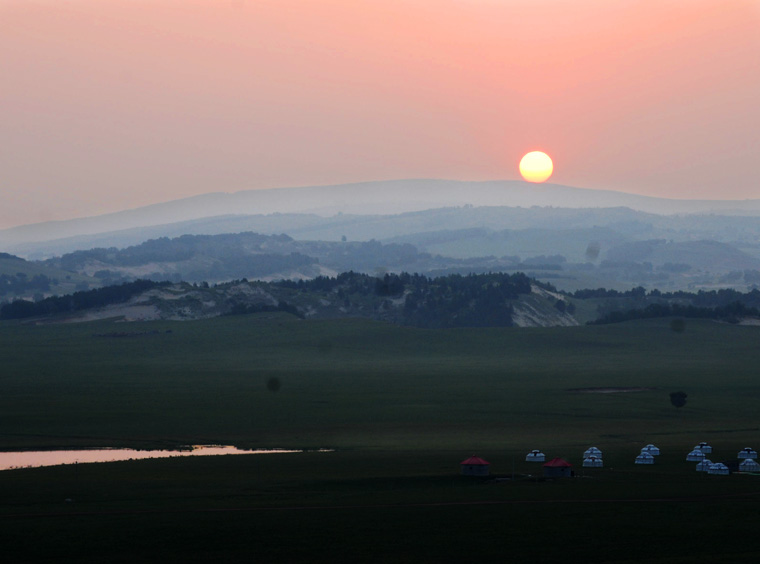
519,151,554,183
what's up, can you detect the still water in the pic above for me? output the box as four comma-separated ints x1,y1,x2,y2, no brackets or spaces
0,445,329,471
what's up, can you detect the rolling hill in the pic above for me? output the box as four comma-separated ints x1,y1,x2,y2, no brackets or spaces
3,180,760,297
3,179,760,252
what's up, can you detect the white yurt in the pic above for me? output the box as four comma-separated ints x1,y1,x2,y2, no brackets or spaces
635,452,654,465
738,447,758,460
696,459,713,472
697,442,712,454
686,449,706,461
525,450,546,462
583,456,603,468
708,463,729,475
583,447,603,458
739,459,760,472
641,444,660,456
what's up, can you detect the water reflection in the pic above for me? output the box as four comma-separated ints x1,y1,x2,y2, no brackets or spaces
0,445,331,471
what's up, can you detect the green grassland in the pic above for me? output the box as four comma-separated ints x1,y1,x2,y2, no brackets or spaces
1,315,760,562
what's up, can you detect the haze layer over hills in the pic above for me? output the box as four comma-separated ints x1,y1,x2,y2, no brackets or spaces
3,179,760,252
3,179,760,296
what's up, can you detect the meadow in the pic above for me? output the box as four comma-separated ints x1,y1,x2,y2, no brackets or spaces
1,314,760,562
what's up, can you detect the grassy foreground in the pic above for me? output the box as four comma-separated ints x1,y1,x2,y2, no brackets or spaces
1,314,760,562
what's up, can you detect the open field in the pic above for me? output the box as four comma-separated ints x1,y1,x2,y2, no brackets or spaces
3,450,760,563
1,314,760,562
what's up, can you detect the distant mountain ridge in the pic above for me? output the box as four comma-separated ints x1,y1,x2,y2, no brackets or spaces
25,226,760,296
3,179,760,251
3,179,760,297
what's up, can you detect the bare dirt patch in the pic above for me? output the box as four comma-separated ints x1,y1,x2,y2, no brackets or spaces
566,387,657,394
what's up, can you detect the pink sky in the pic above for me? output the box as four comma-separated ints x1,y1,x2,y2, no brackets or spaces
2,0,759,228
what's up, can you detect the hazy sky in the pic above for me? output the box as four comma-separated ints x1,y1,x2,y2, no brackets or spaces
2,0,759,228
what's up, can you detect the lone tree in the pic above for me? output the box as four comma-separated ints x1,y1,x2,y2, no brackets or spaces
670,391,688,408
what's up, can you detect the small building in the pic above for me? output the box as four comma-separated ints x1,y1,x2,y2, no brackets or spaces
696,459,713,472
543,457,573,478
525,450,545,462
460,455,490,476
583,447,603,459
583,456,603,468
686,449,706,462
708,463,729,475
738,447,758,460
739,459,760,472
635,452,654,465
697,442,712,454
641,444,660,456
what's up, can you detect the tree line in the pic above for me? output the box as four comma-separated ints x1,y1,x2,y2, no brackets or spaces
4,270,760,327
590,301,760,325
0,273,54,296
0,280,169,320
573,286,760,308
275,271,534,328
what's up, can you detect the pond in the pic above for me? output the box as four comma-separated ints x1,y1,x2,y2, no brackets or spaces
0,445,332,471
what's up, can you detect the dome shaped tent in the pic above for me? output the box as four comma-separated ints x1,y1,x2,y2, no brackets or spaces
641,444,660,456
708,463,729,475
738,447,758,460
635,452,654,465
583,456,603,468
686,449,705,462
583,447,602,458
697,442,712,454
739,459,760,472
526,450,545,462
696,459,713,472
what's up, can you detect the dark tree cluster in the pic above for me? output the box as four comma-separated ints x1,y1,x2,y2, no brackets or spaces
0,280,169,320
0,273,53,296
272,271,533,327
670,391,688,408
402,272,529,328
575,286,760,309
589,301,760,325
225,300,303,319
572,286,648,299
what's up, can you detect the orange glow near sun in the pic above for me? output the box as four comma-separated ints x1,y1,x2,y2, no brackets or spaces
519,151,554,183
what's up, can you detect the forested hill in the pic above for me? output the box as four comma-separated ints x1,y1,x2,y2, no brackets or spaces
3,270,760,328
0,280,168,321
29,224,760,297
41,232,476,284
0,272,564,328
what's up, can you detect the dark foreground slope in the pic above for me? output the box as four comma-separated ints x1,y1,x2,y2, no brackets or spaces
3,449,760,564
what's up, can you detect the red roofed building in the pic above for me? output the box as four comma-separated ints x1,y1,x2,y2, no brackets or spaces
543,457,573,478
460,455,490,476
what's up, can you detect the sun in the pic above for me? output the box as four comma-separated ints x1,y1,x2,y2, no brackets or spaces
519,151,553,183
